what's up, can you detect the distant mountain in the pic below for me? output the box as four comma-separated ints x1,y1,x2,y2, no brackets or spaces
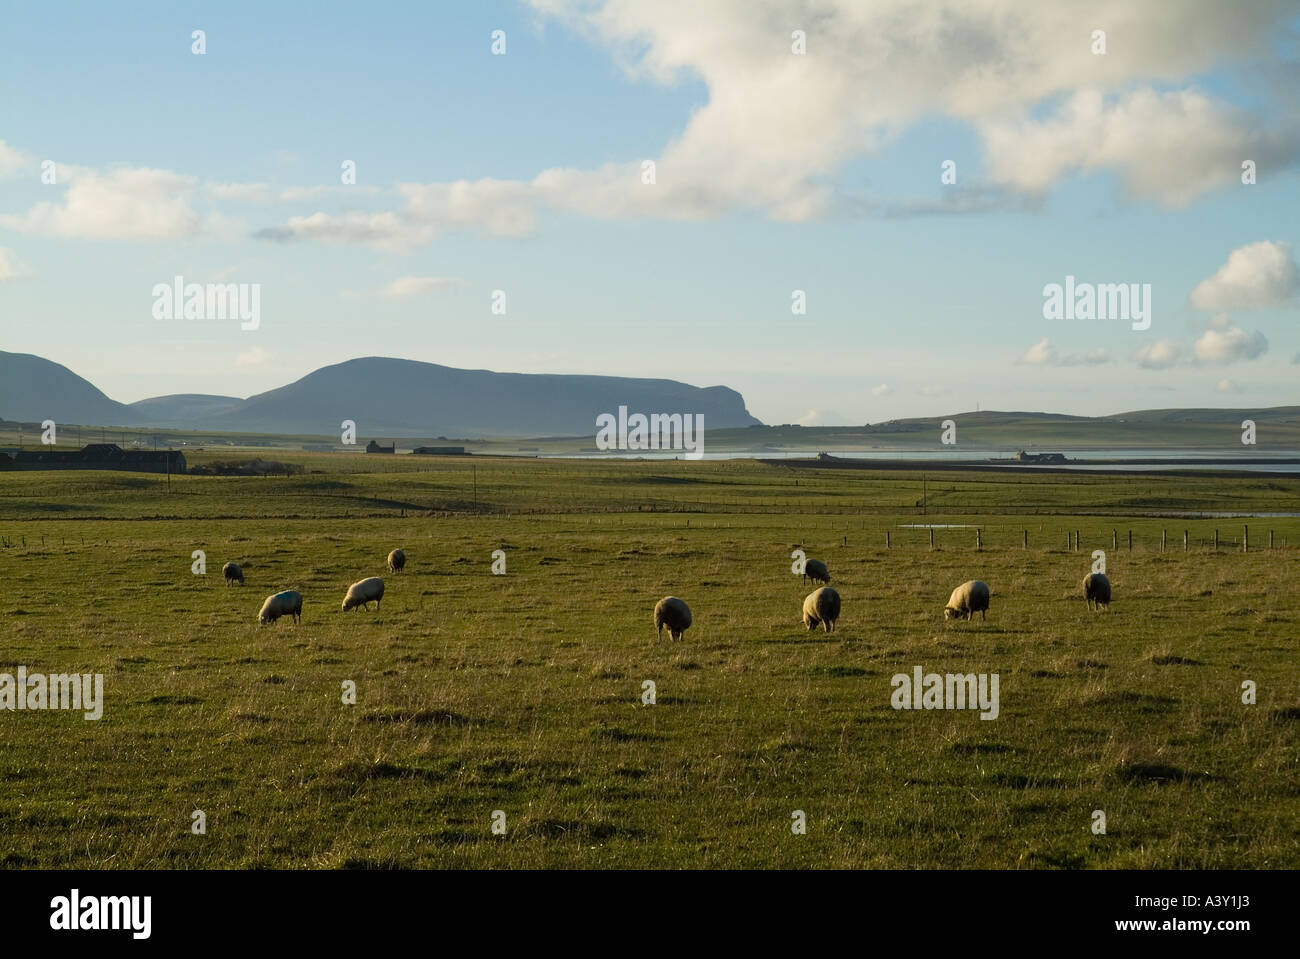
199,357,762,436
0,352,763,437
0,351,133,426
127,394,243,427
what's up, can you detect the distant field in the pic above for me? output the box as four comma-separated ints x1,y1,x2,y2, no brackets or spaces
1,459,1298,868
4,405,1300,456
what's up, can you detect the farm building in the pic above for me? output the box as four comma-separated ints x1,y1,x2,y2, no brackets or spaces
365,441,396,454
5,443,185,474
1014,450,1067,463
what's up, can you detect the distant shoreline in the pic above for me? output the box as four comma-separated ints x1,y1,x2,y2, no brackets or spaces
757,456,1300,478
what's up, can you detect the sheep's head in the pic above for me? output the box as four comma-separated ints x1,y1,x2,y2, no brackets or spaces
943,607,959,620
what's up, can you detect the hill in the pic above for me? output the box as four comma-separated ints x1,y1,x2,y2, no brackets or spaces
0,352,761,438
0,351,133,427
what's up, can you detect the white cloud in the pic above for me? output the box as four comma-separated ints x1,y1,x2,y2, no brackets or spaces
376,276,457,300
1019,337,1111,366
255,0,1297,246
795,409,855,426
1193,318,1268,363
1134,339,1187,369
1189,241,1300,311
0,140,32,178
401,179,540,235
1215,378,1239,393
0,167,201,240
1020,338,1056,365
0,248,32,282
871,383,893,396
980,88,1297,207
1130,316,1267,369
235,347,270,367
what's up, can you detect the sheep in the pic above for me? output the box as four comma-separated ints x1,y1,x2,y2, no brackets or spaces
1083,572,1111,611
342,576,385,612
944,580,990,621
802,586,841,633
222,562,244,586
803,558,831,585
258,590,302,625
387,548,406,573
653,596,692,640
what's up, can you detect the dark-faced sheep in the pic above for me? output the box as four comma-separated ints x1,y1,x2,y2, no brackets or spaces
803,559,831,585
342,577,385,612
259,590,302,624
1083,572,1111,611
222,562,244,586
802,586,841,633
944,580,990,620
387,549,406,573
654,596,692,640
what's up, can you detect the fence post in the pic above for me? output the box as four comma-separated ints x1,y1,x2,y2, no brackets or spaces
1128,529,1132,552
886,531,891,549
1213,529,1218,551
1023,529,1028,549
1076,530,1080,552
1183,530,1188,551
929,529,935,550
1112,529,1117,550
1269,530,1274,550
976,528,981,550
1161,529,1166,552
1243,525,1248,554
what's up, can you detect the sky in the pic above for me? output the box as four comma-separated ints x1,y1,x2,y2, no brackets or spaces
1,0,1298,426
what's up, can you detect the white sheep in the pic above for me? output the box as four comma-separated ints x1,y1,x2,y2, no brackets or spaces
653,596,692,640
259,590,302,624
802,586,841,633
944,580,990,620
803,558,831,585
342,576,385,612
387,548,406,573
222,562,244,586
1083,572,1111,611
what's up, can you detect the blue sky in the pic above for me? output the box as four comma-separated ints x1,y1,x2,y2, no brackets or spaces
1,0,1298,426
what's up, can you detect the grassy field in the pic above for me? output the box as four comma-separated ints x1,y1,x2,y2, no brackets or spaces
1,457,1298,868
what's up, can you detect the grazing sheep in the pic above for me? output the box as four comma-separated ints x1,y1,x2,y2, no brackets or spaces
653,596,692,640
387,548,406,573
803,558,831,585
1083,572,1111,611
342,576,385,612
258,590,302,625
802,586,841,633
944,580,990,621
222,562,244,586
